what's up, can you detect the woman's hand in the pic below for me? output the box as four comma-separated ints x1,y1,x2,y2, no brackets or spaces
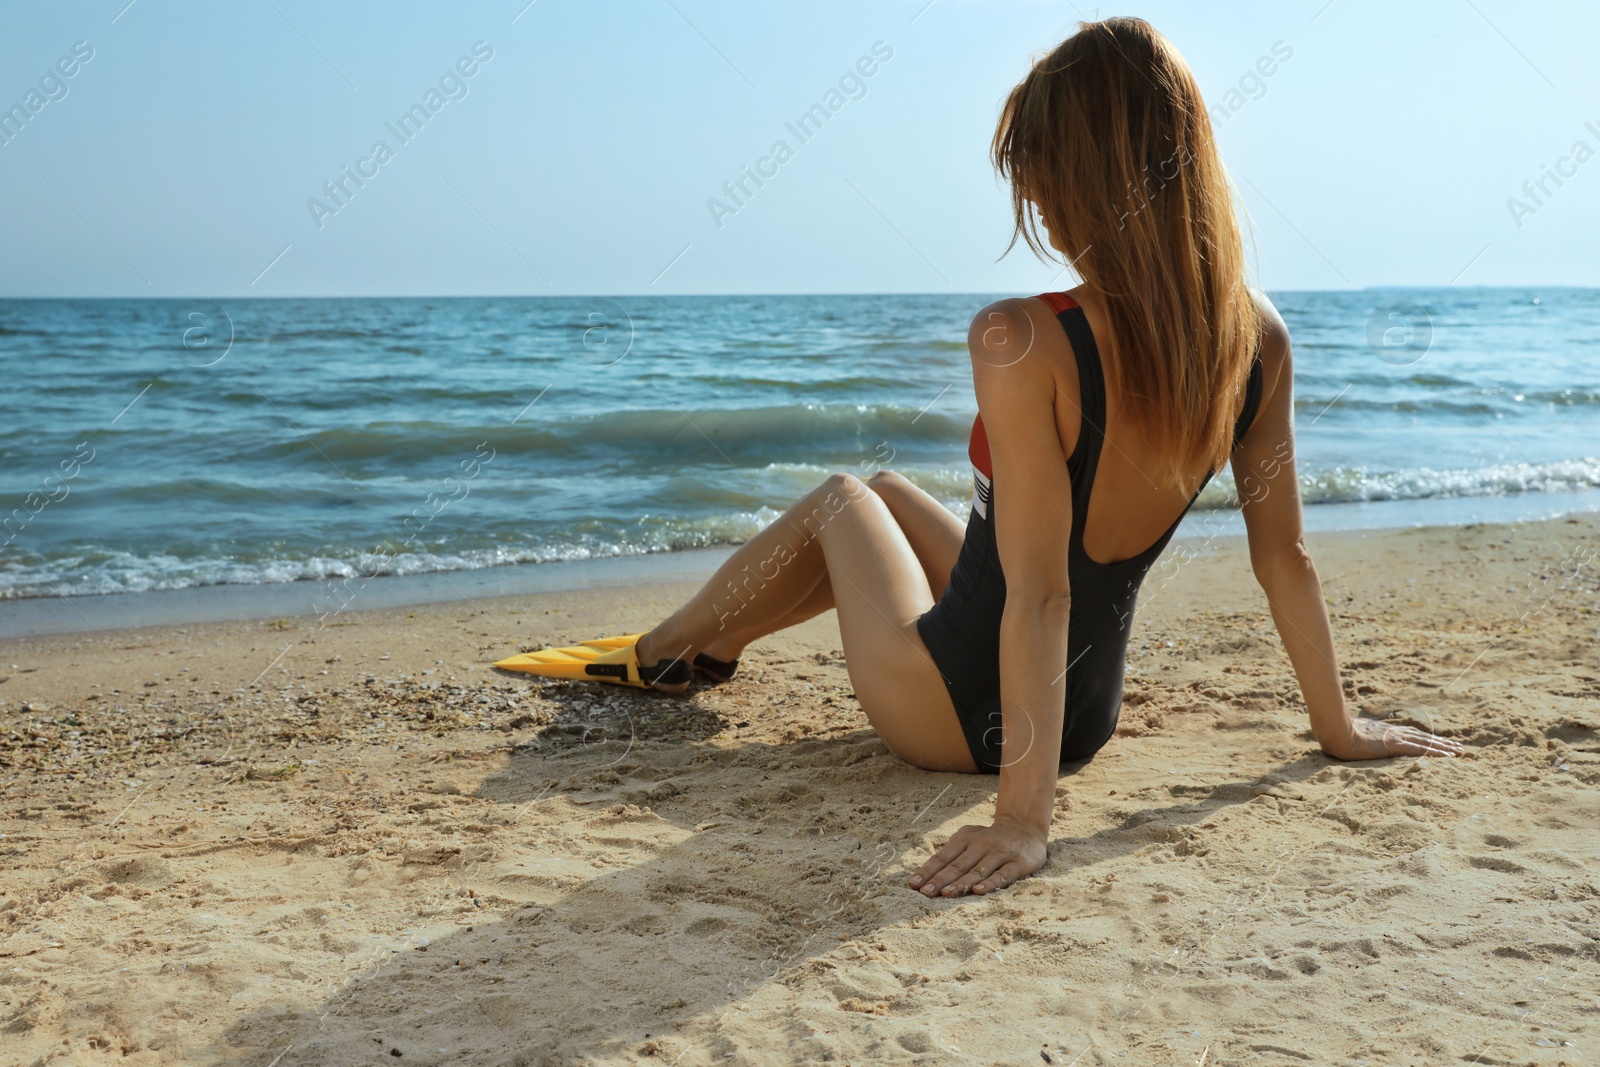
1319,716,1464,761
907,815,1048,897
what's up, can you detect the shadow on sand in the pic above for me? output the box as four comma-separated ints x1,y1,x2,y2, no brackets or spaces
213,682,1336,1065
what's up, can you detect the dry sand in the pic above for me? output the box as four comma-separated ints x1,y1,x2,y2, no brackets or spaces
2,517,1598,1066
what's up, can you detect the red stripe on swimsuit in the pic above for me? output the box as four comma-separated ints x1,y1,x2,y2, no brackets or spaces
1036,291,1079,315
966,292,1078,484
967,409,992,479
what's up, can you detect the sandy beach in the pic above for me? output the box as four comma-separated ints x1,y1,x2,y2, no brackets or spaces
2,517,1597,1066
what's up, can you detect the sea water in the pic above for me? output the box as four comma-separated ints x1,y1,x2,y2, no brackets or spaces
1,288,1596,604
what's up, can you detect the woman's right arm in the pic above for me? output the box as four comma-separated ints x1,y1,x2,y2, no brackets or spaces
1232,300,1462,761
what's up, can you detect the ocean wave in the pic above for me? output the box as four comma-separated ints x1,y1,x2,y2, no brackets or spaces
0,510,786,600
689,374,915,393
1292,390,1600,416
241,404,974,467
1195,457,1600,510
6,459,1596,600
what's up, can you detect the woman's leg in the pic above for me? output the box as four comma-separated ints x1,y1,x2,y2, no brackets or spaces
700,572,834,662
639,484,840,672
862,470,966,600
698,470,965,660
640,472,976,772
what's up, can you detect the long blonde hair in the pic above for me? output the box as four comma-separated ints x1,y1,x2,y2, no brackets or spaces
992,17,1260,489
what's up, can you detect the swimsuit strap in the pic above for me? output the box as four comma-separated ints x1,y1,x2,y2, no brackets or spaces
1232,354,1265,448
1063,312,1111,551
1034,293,1108,548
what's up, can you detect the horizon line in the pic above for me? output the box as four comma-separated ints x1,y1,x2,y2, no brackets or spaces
0,283,1587,301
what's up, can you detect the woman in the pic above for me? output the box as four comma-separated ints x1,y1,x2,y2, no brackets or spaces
503,18,1463,896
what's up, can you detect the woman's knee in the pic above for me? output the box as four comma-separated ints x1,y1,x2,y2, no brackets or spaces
790,473,871,539
814,471,871,502
810,470,914,511
866,468,910,496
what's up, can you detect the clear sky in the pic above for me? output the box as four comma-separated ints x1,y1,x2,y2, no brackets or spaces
1,0,1596,297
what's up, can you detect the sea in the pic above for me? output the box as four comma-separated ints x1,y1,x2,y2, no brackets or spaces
2,288,1598,631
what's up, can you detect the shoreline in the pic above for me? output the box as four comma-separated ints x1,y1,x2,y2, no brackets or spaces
5,488,1600,640
3,512,1594,717
0,545,737,641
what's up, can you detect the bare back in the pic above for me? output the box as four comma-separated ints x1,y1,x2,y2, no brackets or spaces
1035,285,1289,564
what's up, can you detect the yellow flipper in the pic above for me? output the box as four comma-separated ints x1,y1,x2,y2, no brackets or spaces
493,633,685,689
578,633,645,652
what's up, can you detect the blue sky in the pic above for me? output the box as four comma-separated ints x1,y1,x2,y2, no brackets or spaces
1,0,1596,296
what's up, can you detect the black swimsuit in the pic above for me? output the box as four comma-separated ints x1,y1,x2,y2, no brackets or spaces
915,292,1264,773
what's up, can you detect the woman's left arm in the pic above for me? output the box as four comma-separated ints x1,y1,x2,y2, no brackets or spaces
910,299,1072,898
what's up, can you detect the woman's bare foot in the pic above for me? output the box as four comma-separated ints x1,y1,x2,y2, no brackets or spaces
633,629,694,694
